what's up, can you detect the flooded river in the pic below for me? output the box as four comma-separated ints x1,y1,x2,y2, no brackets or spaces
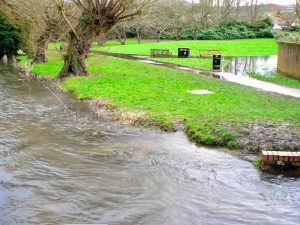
1,63,300,225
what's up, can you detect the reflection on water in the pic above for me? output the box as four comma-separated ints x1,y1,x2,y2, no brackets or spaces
1,63,300,225
224,55,278,76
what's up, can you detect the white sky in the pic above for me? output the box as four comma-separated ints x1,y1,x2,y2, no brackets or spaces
186,0,295,5
262,0,295,5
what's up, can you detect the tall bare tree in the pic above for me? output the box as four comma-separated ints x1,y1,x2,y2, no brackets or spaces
33,8,66,63
220,0,237,22
247,0,260,23
53,0,152,78
296,0,300,21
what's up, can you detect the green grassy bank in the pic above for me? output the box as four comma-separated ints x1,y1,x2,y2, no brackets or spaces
18,49,300,151
91,38,277,57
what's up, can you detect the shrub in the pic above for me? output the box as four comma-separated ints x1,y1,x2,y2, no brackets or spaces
160,18,274,40
0,15,21,57
256,28,274,38
275,31,300,43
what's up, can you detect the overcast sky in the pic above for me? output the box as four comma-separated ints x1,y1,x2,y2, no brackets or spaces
262,0,295,5
186,0,295,5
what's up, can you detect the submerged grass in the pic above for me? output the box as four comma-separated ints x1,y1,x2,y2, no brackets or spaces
248,70,300,89
155,57,229,70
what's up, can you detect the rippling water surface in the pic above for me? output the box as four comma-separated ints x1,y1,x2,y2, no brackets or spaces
0,63,300,225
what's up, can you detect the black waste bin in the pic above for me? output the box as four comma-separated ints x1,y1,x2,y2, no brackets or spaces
178,47,190,58
213,54,222,70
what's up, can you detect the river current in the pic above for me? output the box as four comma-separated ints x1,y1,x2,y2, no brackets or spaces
0,63,300,225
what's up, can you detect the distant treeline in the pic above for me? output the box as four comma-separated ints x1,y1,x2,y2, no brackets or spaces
125,18,274,41
161,19,274,40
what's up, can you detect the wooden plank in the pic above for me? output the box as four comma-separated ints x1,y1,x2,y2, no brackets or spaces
288,152,294,162
284,152,290,162
269,151,274,161
291,152,298,162
295,152,300,162
262,151,268,161
278,152,285,161
272,151,279,161
261,151,300,163
282,152,289,162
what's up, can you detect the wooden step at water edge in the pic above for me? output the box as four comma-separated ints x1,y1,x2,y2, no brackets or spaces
261,151,300,163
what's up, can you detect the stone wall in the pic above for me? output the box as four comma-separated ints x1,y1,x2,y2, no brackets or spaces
277,42,300,80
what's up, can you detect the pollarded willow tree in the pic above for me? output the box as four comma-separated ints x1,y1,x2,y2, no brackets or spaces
32,7,66,63
53,0,152,78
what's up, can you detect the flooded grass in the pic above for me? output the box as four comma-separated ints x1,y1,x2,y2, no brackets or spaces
154,57,229,70
248,70,300,89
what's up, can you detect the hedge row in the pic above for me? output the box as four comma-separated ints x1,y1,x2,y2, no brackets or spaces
161,19,274,40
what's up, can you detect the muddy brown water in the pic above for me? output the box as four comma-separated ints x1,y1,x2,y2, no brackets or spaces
1,63,300,225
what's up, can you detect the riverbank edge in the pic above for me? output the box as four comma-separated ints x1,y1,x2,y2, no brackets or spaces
17,64,300,165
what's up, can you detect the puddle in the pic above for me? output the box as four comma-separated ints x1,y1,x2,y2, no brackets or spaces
224,56,278,76
188,90,214,95
138,60,163,65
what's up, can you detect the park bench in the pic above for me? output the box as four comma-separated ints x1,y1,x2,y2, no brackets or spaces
150,49,172,58
199,49,222,58
262,151,300,163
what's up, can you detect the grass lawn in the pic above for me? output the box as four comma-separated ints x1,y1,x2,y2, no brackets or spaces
248,70,300,89
48,39,159,51
18,50,300,150
18,51,64,78
92,38,277,57
155,58,229,70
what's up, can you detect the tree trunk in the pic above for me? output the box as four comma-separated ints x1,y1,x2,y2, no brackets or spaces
59,17,114,78
7,54,16,64
59,31,93,78
156,31,161,42
296,0,300,21
116,30,127,45
176,29,180,40
32,28,51,64
192,29,197,40
137,29,142,44
98,34,106,46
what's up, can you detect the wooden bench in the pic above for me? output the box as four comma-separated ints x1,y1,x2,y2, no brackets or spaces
150,49,172,58
262,151,300,163
199,49,222,58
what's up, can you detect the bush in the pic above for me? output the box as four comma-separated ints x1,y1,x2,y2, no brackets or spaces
160,18,274,40
256,28,274,38
0,15,21,57
275,31,300,43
